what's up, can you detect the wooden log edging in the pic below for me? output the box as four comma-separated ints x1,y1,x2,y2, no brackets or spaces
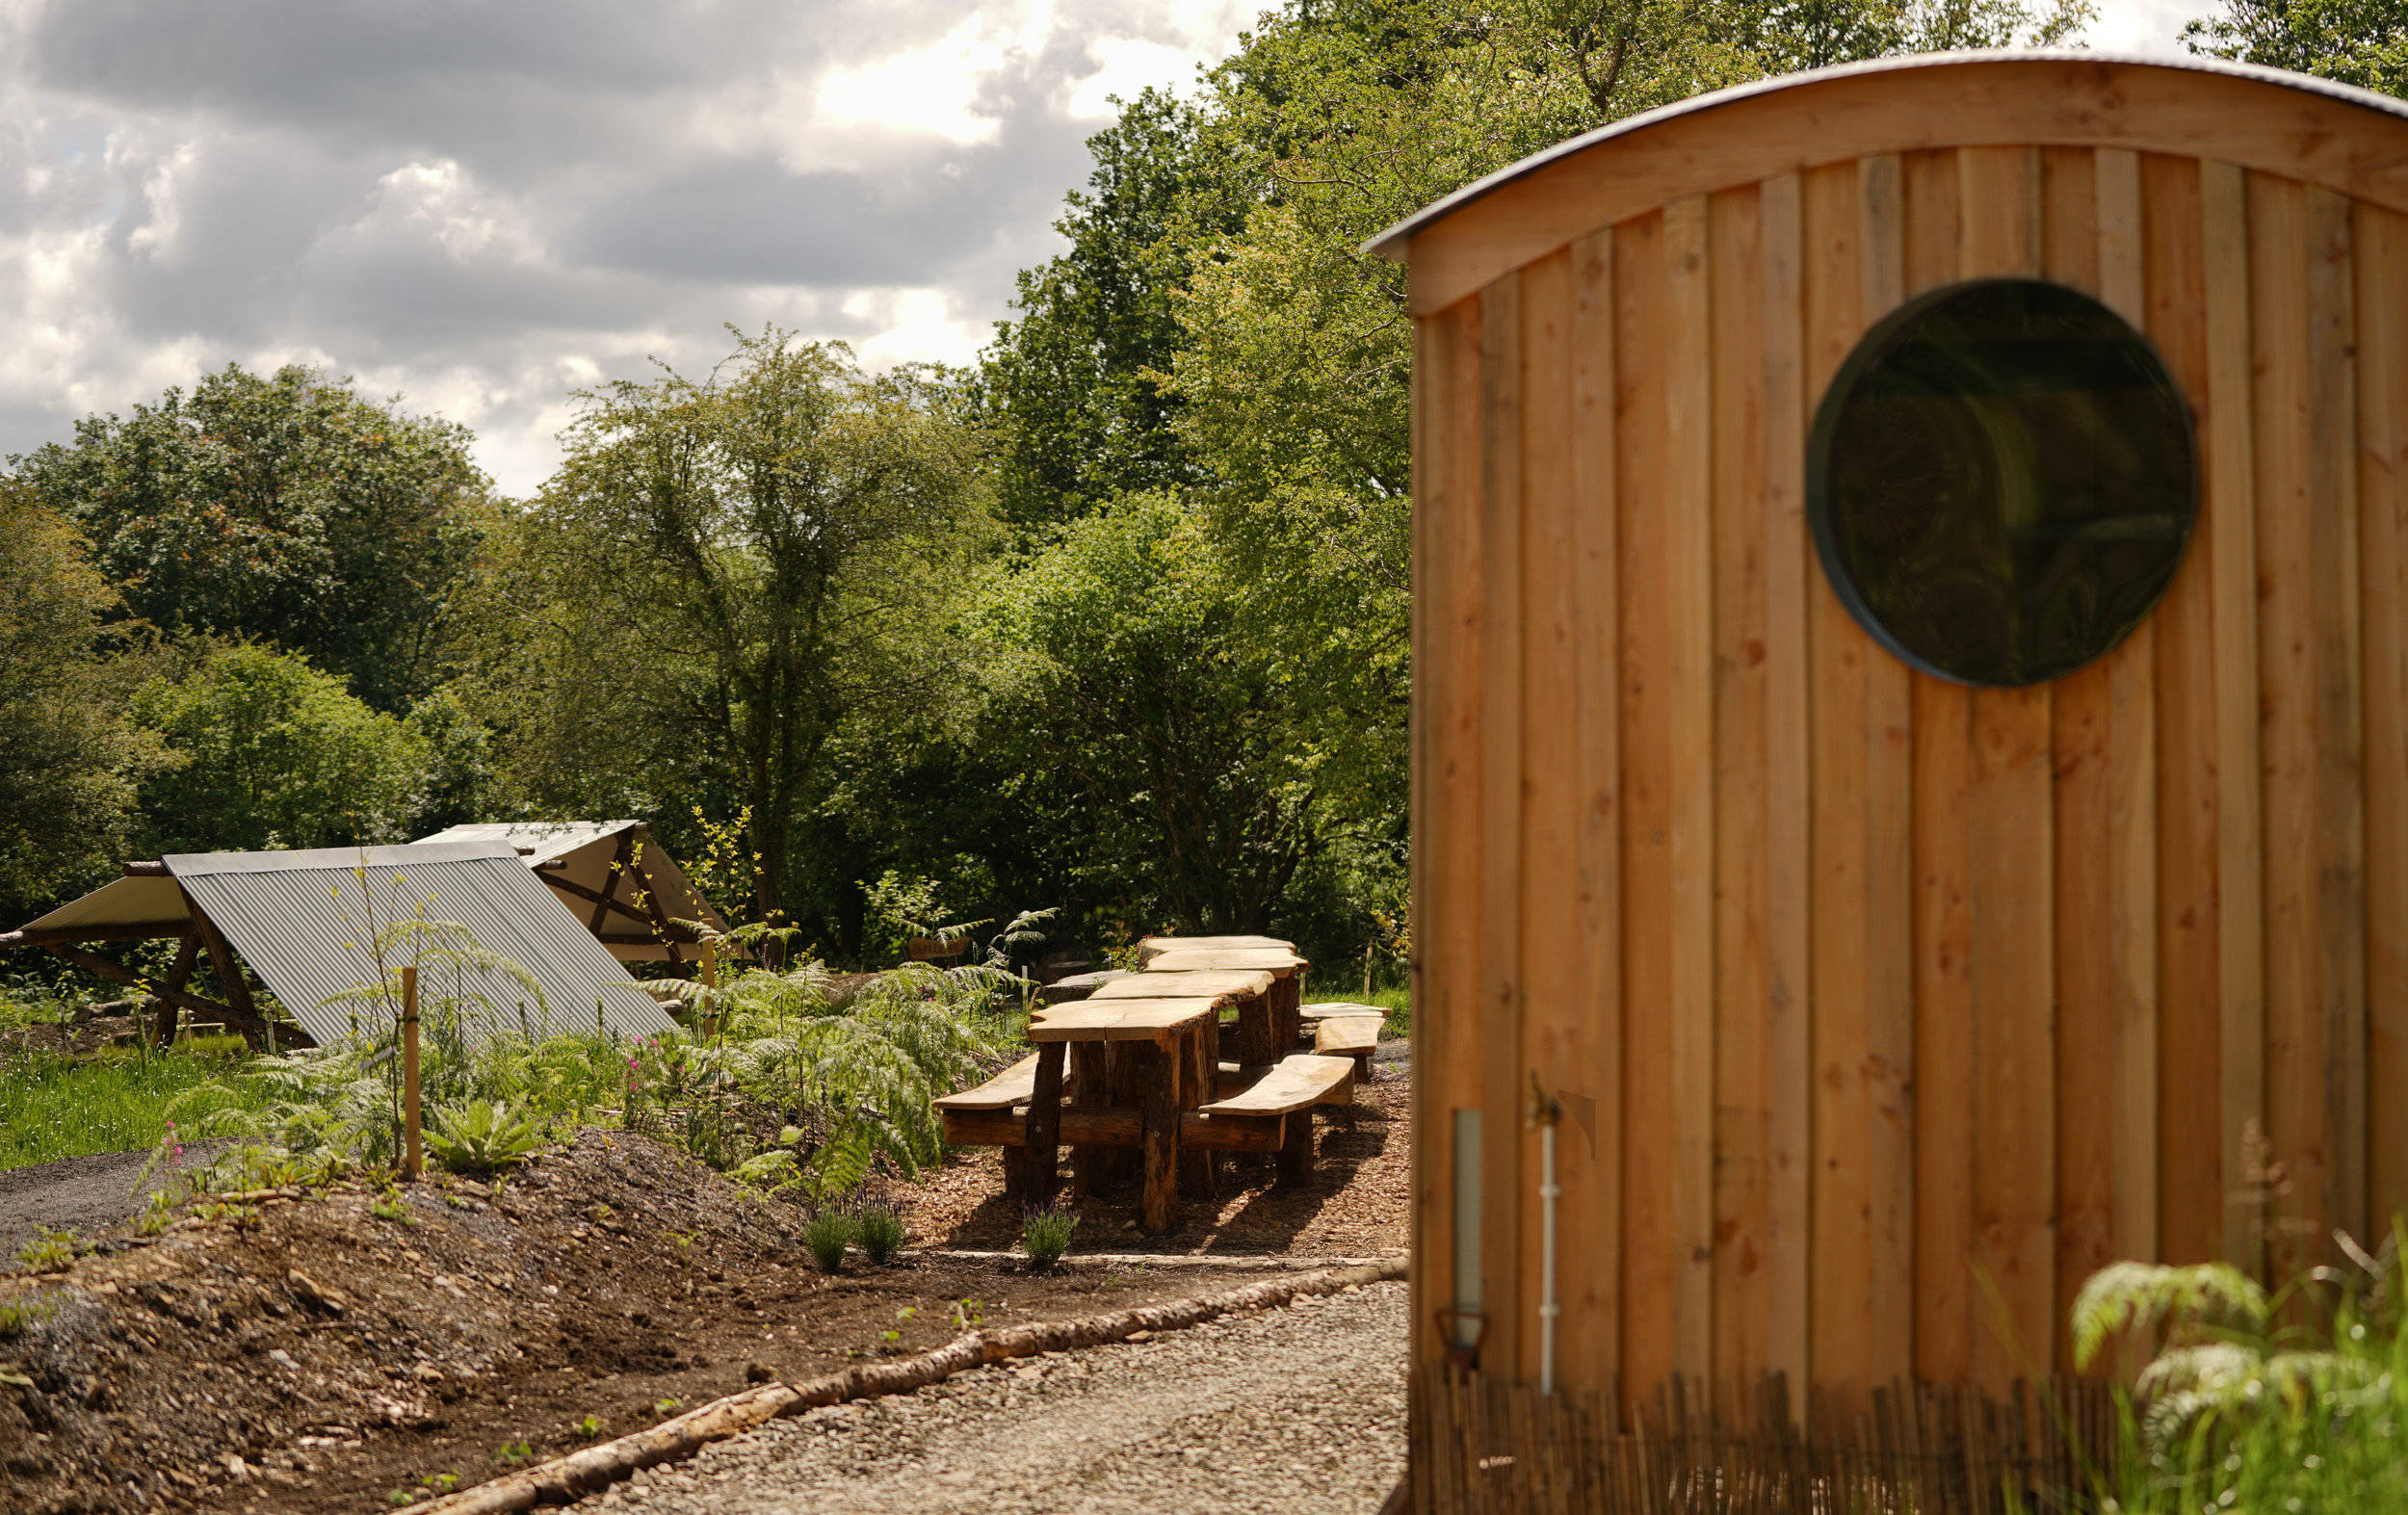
420,1258,1407,1515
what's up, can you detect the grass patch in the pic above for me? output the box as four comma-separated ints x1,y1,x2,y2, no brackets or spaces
0,1038,260,1171
1305,986,1410,1038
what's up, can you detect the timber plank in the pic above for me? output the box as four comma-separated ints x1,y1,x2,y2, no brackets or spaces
2307,184,2368,1246
1803,156,1874,1396
1517,244,1584,1384
1961,144,2056,1391
1480,268,1527,1380
2250,170,2327,1280
1756,172,1812,1395
1616,205,1676,1401
2044,144,2117,1376
1904,134,1974,1390
2143,153,2227,1267
2360,201,2408,1229
2203,158,2266,1271
1568,222,1626,1390
1709,180,1773,1392
2097,144,2161,1277
1856,155,1916,1390
1664,192,1716,1382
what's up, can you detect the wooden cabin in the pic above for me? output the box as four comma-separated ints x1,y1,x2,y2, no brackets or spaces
1375,50,2408,1428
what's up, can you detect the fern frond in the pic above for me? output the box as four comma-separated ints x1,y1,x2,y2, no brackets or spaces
2072,1260,2269,1369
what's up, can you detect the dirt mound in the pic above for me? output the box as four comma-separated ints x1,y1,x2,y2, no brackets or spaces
0,1131,1281,1515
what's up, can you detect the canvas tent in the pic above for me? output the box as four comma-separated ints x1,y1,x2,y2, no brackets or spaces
0,842,679,1048
414,822,727,968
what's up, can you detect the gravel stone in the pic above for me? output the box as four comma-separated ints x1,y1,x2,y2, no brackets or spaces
577,1280,1408,1514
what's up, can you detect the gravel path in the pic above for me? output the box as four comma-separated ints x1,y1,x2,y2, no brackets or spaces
579,1279,1409,1515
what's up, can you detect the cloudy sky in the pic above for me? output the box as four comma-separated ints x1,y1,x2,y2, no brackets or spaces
0,0,2212,497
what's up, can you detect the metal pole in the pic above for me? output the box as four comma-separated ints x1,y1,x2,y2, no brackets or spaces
402,965,422,1181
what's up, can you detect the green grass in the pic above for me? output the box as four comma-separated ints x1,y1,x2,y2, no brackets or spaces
1305,986,1410,1037
0,1038,261,1170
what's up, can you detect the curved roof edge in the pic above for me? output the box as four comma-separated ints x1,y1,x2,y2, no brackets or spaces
1363,51,2408,262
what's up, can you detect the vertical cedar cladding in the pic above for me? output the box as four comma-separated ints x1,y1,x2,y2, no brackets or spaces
1411,133,2406,1406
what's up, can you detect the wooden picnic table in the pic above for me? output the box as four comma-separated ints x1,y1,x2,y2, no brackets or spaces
1140,948,1309,1061
1024,997,1220,1231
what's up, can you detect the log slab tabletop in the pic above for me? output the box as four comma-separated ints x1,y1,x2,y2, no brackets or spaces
1142,950,1308,1058
1139,948,1307,975
1089,969,1275,1003
1027,998,1221,1041
1134,933,1294,966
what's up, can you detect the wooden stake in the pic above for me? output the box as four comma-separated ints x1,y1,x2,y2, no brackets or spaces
402,965,423,1181
701,940,719,1041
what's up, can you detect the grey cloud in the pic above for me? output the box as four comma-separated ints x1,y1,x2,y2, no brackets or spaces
0,0,1249,491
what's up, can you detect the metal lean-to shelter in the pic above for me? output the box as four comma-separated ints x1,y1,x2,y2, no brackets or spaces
0,842,679,1047
415,822,726,968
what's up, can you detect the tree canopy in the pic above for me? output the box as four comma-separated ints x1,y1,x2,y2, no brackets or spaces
10,363,492,713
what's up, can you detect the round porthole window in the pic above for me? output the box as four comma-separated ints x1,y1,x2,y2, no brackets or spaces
1807,278,2198,688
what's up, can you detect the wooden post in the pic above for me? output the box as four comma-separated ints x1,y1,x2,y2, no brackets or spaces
1278,1110,1314,1187
402,965,423,1181
701,939,719,1041
1141,1039,1179,1233
1237,994,1276,1067
1025,1041,1066,1202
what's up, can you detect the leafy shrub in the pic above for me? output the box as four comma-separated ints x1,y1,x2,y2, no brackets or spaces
1021,1206,1076,1268
856,1203,905,1265
0,1292,59,1338
13,1225,81,1274
2075,1219,2408,1512
424,1099,544,1173
801,1211,853,1273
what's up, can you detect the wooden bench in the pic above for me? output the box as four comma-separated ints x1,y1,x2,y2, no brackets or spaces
1191,1053,1356,1184
1312,1016,1380,1078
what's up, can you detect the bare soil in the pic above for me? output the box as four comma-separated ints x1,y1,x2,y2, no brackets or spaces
0,1059,1408,1515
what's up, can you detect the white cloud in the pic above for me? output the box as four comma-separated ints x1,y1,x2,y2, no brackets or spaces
0,0,1251,494
2089,0,2221,54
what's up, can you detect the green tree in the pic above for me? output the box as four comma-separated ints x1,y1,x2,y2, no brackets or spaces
978,498,1331,932
458,330,994,933
130,642,432,855
11,363,493,711
2185,0,2408,96
974,91,1233,528
0,490,168,919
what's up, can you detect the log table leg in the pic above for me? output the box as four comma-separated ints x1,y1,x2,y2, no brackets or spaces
1277,1109,1314,1187
1273,974,1302,1052
1141,1039,1179,1233
1068,1042,1108,1196
1237,996,1276,1067
1176,1022,1215,1200
1106,1043,1144,1184
1026,1041,1066,1203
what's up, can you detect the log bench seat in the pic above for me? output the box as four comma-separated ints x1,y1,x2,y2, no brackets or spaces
936,1052,1354,1188
1311,1015,1380,1077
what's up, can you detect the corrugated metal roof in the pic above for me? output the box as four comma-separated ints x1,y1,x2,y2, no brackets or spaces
415,821,728,961
19,876,191,933
165,842,677,1047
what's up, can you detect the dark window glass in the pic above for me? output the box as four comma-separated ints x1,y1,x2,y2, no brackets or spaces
1807,278,2197,688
